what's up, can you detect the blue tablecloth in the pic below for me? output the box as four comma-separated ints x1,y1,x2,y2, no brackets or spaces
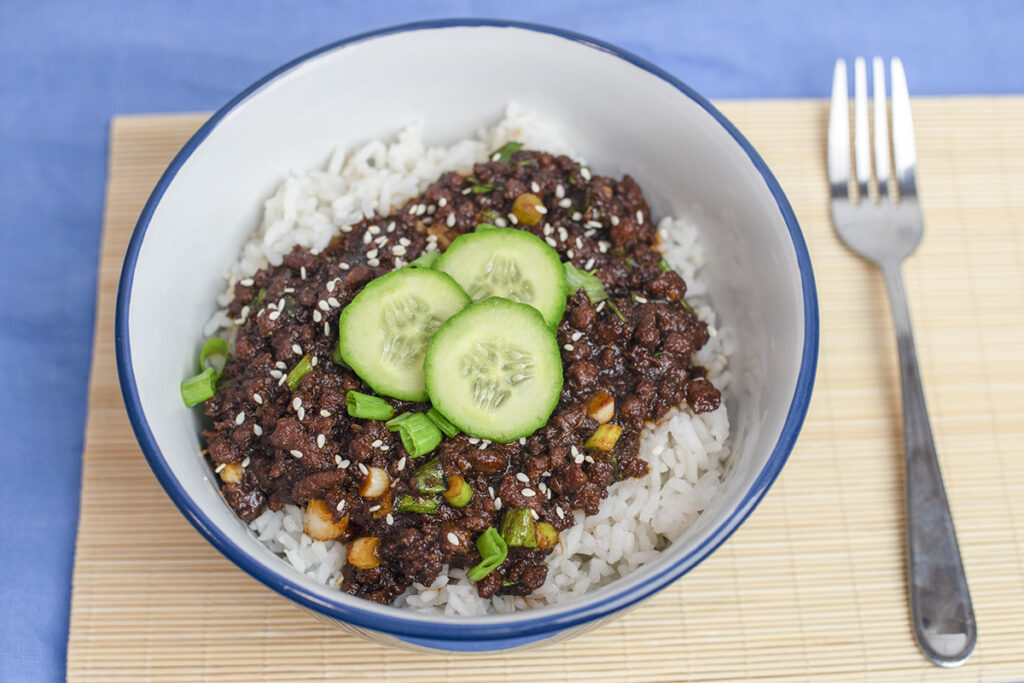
2,1,1021,679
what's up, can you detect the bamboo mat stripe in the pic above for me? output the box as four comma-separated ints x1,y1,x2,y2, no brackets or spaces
67,98,1024,681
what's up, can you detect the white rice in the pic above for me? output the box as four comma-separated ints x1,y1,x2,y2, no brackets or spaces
226,105,732,615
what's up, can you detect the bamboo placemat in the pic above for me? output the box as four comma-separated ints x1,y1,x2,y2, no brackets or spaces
68,98,1024,681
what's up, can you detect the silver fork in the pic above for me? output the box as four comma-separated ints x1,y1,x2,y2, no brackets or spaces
829,57,976,668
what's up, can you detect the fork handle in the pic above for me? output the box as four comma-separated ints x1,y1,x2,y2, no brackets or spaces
883,264,977,667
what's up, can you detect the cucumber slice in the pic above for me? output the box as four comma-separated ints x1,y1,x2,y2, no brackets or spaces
434,228,567,327
424,298,562,442
338,268,470,402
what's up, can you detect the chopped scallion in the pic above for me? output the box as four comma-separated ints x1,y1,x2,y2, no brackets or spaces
199,337,229,380
345,391,394,421
564,262,608,304
466,177,495,194
387,412,442,457
606,299,627,323
680,299,697,316
426,407,460,437
395,494,440,514
180,368,217,408
500,508,537,548
585,423,622,452
490,140,523,163
286,354,313,392
535,521,559,550
443,475,473,507
385,411,415,430
412,457,447,494
466,527,508,581
658,258,672,272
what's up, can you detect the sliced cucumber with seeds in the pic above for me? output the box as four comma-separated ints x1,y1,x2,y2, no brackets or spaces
424,298,562,442
434,228,567,327
338,268,470,402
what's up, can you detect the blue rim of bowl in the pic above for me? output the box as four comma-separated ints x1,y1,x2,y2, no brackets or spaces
115,18,819,643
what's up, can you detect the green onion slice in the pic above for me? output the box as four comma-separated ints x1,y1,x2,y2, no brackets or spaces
425,407,460,438
606,299,627,323
500,508,537,548
466,527,508,581
385,411,415,430
395,494,440,514
180,368,217,408
286,354,313,392
443,475,473,508
490,140,523,163
407,250,441,269
412,457,447,494
199,337,229,380
680,299,697,316
393,413,442,458
658,258,672,272
564,262,608,305
345,391,394,421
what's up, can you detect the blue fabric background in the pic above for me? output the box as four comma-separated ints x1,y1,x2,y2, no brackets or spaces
2,1,1021,680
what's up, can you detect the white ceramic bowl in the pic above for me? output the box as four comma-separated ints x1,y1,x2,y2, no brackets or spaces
117,20,818,652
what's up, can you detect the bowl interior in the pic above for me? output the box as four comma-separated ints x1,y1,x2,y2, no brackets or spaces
120,23,813,636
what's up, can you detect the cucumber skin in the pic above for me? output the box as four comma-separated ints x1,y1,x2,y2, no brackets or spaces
338,268,470,402
434,228,568,328
423,297,563,443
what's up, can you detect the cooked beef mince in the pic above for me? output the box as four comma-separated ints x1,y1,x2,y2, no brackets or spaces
202,149,721,603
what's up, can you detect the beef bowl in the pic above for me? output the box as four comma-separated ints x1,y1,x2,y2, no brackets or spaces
116,20,818,652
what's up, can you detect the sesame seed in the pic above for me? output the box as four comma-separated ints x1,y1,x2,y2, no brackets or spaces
462,187,472,195
535,204,548,215
447,532,460,545
388,222,397,232
300,266,307,280
477,442,487,450
494,497,502,510
495,218,507,227
275,361,287,370
386,514,394,525
234,412,245,425
636,210,645,225
516,473,529,483
571,445,580,457
566,249,575,259
368,258,380,267
634,295,649,304
522,488,536,497
399,237,411,246
368,504,381,512
585,258,596,270
363,231,373,244
371,439,383,448
519,438,526,446
290,450,303,459
336,500,346,512
446,213,456,228
242,457,251,468
585,455,595,464
268,310,281,321
326,280,336,293
610,215,620,226
556,507,565,519
438,197,447,208
530,181,540,193
572,211,583,221
328,297,340,308
381,444,390,451
340,262,350,270
580,167,592,181
323,322,330,337
317,434,326,448
313,310,322,323
575,452,585,464
558,198,572,209
416,204,427,216
297,407,305,421
563,344,574,351
584,229,596,238
530,509,539,520
253,424,263,436
292,397,302,410
320,409,331,417
397,457,406,471
545,237,557,247
270,369,283,379
708,325,718,337
215,463,226,473
278,375,287,386
408,204,417,214
370,224,382,235
571,332,583,342
558,227,568,241
366,249,378,259
587,220,602,229
507,212,518,225
543,225,554,236
358,463,368,475
468,437,480,445
392,245,407,256
253,393,263,405
310,356,318,367
488,486,494,497
240,278,254,286
341,224,353,233
598,241,610,254
394,258,405,268
555,184,565,198
539,482,548,494
318,300,330,312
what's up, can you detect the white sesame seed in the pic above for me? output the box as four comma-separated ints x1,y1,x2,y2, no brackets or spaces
392,245,407,256
368,258,380,267
326,280,336,293
253,424,263,436
572,211,583,221
240,278,254,286
388,222,396,232
555,184,565,198
462,187,472,194
530,181,540,193
370,224,381,235
278,375,287,386
636,210,645,225
277,298,286,309
516,472,529,483
566,249,575,259
477,442,487,450
381,444,390,451
495,218,507,227
538,482,548,494
468,437,480,445
323,322,330,337
610,215,620,226
399,237,411,246
545,237,557,247
310,356,318,367
508,213,518,225
369,504,381,512
241,457,250,468
587,220,602,229
494,497,502,510
290,450,303,459
519,438,526,446
522,488,536,497
328,297,340,308
336,500,346,512
318,300,330,311
297,406,305,421
543,225,554,236
253,393,263,405
363,231,373,244
446,213,456,228
598,241,610,254
416,204,427,216
317,434,326,448
580,167,592,181
320,409,331,417
535,204,548,215
358,463,368,475
558,227,568,242
708,325,718,337
571,445,580,457
386,513,394,525
585,455,595,464
371,439,383,448
313,310,322,323
438,197,447,208
447,532,460,545
571,332,583,342
340,262,350,270
341,224,353,233
488,486,494,497
275,361,287,370
558,198,572,209
634,295,649,304
556,507,565,519
563,344,574,351
585,258,596,270
575,452,585,464
366,249,378,259
234,412,245,425
270,369,283,379
300,266,307,280
394,258,405,268
397,457,406,471
530,509,539,520
292,397,302,410
584,229,596,238
214,463,226,473
268,310,281,321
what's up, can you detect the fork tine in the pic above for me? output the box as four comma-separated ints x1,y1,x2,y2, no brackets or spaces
890,57,917,197
853,57,871,200
872,57,891,198
828,59,850,198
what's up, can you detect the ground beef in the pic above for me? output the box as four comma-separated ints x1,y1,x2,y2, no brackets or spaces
200,149,722,603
